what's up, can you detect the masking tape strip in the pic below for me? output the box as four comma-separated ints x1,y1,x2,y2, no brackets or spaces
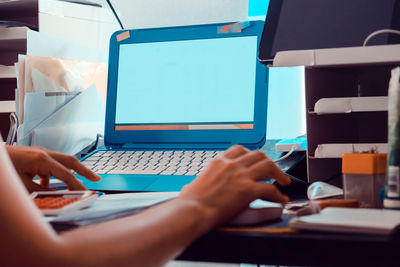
117,31,131,42
217,21,251,34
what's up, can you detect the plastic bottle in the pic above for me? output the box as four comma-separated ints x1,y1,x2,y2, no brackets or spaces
384,67,400,208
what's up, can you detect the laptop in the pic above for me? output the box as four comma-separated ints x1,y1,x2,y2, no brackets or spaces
76,21,268,192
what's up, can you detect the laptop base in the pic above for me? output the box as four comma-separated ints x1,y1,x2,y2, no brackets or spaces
77,174,197,192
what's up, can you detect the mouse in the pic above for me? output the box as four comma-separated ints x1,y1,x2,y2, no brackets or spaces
273,174,308,201
228,199,283,226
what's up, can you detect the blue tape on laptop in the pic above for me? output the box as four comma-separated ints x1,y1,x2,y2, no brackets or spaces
77,21,268,192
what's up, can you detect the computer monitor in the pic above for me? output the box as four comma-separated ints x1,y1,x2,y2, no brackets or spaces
259,0,400,63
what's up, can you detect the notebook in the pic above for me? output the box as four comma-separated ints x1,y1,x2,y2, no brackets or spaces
289,207,400,235
76,21,268,192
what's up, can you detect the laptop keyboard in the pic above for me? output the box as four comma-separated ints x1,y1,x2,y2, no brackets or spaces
81,150,223,176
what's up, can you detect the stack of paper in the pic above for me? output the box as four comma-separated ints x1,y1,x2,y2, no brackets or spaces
0,65,17,114
0,65,16,79
289,207,400,235
15,33,108,155
273,45,400,67
48,193,284,230
314,143,388,158
313,96,388,115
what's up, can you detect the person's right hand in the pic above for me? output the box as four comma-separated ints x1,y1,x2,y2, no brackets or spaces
178,145,291,227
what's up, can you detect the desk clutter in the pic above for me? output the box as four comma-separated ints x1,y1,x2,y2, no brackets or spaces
42,191,285,231
46,192,178,231
14,54,107,155
31,190,98,216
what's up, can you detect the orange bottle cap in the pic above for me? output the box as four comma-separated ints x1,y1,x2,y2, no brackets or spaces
342,153,387,175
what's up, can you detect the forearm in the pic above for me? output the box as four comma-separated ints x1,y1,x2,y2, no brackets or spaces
0,144,289,266
1,144,215,267
59,198,217,267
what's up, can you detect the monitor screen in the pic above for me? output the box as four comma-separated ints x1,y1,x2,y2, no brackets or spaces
259,0,400,62
115,36,258,131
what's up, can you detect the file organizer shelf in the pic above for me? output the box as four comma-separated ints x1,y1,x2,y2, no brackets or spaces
273,45,400,183
305,65,394,183
0,0,38,138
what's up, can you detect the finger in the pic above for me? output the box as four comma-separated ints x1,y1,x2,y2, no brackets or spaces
233,150,267,167
222,145,248,159
46,151,101,182
254,183,289,203
39,175,50,188
24,180,53,193
247,158,291,185
37,157,87,191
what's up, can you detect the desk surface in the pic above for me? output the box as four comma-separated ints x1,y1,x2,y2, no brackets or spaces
177,141,399,265
72,140,399,266
178,227,400,266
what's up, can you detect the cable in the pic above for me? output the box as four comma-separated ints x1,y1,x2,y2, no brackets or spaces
105,0,124,30
363,29,400,46
322,173,342,183
273,145,298,163
0,20,38,31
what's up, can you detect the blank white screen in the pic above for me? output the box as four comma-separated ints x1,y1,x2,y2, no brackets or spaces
115,36,258,125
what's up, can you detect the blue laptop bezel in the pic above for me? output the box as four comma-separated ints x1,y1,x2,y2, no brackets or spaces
104,21,268,150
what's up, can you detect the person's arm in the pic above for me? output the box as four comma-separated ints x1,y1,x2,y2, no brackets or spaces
0,145,290,267
5,145,100,192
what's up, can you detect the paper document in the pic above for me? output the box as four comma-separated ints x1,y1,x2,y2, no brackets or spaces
87,192,179,211
18,85,105,155
0,101,16,113
15,52,107,155
22,54,107,101
48,192,179,229
314,96,388,114
314,143,388,158
289,207,400,235
0,65,16,79
27,29,107,62
273,45,400,67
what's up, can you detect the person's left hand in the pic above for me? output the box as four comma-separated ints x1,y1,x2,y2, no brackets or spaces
5,145,101,192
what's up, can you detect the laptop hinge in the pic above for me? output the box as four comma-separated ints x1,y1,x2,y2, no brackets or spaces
120,141,265,150
121,143,232,150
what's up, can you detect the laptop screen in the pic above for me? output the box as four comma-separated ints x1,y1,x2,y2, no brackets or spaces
115,36,258,131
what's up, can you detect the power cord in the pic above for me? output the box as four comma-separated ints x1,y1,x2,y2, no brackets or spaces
363,29,400,46
273,145,299,163
106,0,124,30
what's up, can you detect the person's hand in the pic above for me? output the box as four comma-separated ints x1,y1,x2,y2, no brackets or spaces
178,145,291,226
6,145,101,192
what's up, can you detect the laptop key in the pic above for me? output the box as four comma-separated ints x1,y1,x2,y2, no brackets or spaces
87,150,222,176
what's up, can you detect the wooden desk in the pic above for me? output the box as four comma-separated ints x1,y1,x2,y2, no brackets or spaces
178,227,400,266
